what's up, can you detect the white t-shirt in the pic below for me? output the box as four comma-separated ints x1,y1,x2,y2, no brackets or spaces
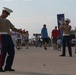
16,33,22,40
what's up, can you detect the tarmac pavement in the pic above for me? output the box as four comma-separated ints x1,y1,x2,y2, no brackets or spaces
0,46,76,75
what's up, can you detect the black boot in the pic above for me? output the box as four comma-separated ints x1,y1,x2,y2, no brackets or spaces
0,68,5,72
4,68,15,72
60,55,65,57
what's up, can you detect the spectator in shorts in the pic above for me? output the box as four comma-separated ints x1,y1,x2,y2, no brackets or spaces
35,34,39,47
16,32,22,50
41,24,48,50
52,26,59,50
25,31,29,49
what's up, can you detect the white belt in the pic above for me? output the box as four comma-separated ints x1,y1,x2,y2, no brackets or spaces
0,32,9,35
63,34,70,36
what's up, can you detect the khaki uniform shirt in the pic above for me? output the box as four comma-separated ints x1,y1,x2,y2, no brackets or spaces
60,24,71,35
0,17,15,33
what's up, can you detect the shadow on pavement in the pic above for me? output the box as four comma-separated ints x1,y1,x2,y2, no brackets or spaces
9,71,71,75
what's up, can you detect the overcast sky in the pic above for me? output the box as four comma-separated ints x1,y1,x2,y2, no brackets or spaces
0,0,76,38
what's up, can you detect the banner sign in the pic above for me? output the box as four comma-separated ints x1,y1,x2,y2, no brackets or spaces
57,14,65,38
